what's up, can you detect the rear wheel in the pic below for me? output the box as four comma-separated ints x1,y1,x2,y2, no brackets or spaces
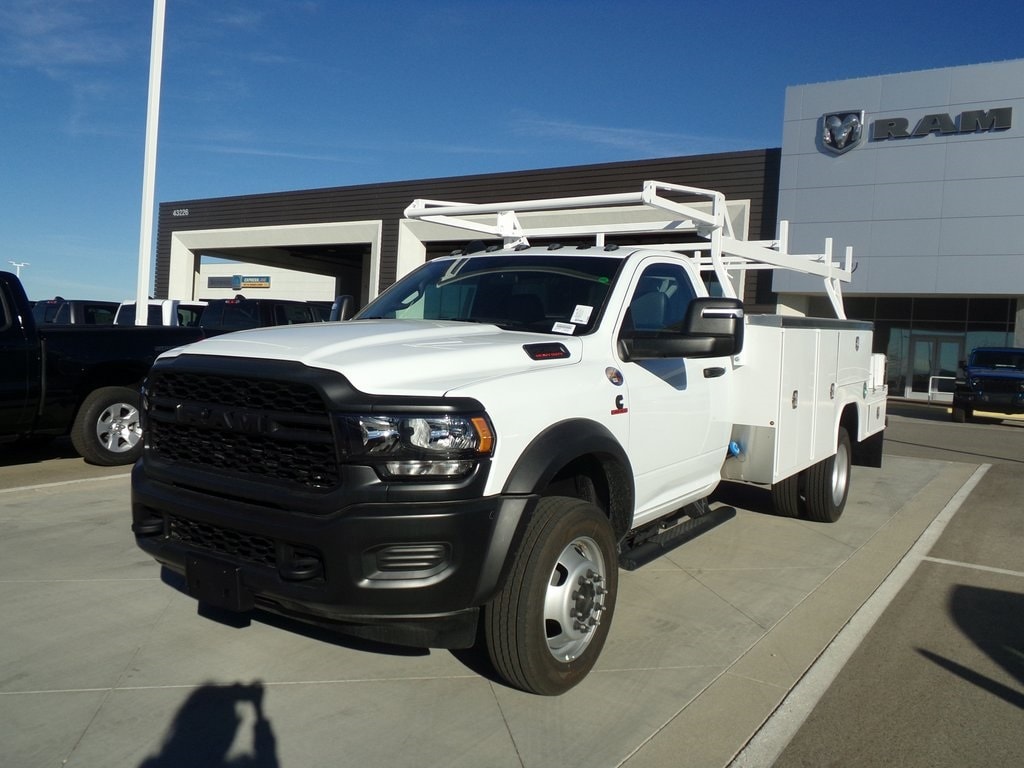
71,386,143,466
770,472,803,518
484,496,618,695
804,427,851,523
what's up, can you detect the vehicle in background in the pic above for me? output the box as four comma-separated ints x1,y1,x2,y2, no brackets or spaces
952,346,1024,422
1,271,208,465
310,296,357,321
308,301,333,321
31,297,118,325
114,300,207,328
198,295,322,331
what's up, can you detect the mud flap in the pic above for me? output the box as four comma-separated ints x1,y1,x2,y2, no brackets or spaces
853,429,885,468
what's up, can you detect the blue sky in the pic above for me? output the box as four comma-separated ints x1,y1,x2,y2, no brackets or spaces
1,0,1022,301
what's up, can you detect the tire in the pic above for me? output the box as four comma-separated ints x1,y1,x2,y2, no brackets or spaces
770,472,803,518
951,406,966,423
803,427,851,523
70,386,144,466
484,496,618,695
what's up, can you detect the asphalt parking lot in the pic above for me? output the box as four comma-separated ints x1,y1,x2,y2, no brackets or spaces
1,402,1021,768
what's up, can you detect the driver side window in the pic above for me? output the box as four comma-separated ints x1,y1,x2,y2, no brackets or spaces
623,263,697,333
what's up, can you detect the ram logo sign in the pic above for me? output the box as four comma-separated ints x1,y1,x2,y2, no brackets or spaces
821,111,865,155
872,107,1012,140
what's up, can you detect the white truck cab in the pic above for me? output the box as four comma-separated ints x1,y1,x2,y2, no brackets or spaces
132,182,886,695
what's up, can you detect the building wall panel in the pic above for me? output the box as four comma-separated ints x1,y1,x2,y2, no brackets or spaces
156,149,781,300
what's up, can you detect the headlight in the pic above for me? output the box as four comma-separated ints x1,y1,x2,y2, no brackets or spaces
337,413,494,479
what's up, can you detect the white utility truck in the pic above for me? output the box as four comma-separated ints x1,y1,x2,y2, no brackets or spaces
132,182,887,695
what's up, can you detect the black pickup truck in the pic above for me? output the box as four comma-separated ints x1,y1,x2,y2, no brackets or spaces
1,271,207,465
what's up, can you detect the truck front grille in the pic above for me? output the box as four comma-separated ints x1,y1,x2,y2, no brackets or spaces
146,370,339,490
979,379,1020,395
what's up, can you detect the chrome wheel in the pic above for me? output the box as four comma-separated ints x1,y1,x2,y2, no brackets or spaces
95,400,142,454
830,438,850,508
805,427,851,523
543,536,609,662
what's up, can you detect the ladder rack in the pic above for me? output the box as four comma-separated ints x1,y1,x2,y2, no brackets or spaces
404,180,854,318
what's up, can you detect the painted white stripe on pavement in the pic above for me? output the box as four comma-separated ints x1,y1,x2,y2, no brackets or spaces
0,473,130,495
728,463,992,768
922,556,1024,580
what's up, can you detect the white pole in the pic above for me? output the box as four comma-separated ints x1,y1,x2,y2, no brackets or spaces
8,261,29,278
135,0,166,325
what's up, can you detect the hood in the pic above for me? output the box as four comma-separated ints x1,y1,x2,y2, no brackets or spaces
170,319,582,395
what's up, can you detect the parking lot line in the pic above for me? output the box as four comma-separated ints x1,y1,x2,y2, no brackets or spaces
728,463,991,768
921,556,1024,579
0,473,130,495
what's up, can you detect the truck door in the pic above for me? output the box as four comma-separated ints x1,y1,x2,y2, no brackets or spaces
0,288,35,435
615,260,731,526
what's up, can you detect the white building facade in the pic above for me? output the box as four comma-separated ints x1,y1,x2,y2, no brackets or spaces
776,58,1024,399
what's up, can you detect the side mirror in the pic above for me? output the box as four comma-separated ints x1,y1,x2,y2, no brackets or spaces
330,295,356,321
620,297,744,361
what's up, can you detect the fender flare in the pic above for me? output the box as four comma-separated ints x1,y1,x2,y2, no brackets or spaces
470,419,634,604
502,418,635,537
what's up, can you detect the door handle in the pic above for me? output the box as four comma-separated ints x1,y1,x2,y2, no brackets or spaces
703,367,726,378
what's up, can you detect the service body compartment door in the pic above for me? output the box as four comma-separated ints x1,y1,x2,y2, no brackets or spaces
812,330,841,463
775,327,818,480
723,315,876,485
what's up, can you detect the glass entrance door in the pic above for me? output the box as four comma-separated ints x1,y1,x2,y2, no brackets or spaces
906,335,963,401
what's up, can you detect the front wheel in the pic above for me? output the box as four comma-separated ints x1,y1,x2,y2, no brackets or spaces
484,496,618,695
803,427,851,523
71,386,144,466
951,405,972,423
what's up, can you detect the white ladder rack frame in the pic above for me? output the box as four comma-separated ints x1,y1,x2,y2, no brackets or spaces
404,180,854,318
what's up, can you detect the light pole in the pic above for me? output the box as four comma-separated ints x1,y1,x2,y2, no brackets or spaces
8,260,29,278
136,0,166,325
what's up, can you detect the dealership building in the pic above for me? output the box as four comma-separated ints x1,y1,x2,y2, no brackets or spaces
156,58,1023,400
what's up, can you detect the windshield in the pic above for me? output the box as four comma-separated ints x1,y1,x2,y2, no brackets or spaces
971,349,1024,370
357,253,624,335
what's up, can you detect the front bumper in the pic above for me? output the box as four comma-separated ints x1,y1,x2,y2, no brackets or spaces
131,462,530,648
954,391,1024,415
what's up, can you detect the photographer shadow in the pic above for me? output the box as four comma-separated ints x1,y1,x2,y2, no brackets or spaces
138,681,279,768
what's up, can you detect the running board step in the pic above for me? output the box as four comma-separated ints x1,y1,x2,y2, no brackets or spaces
618,506,736,571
